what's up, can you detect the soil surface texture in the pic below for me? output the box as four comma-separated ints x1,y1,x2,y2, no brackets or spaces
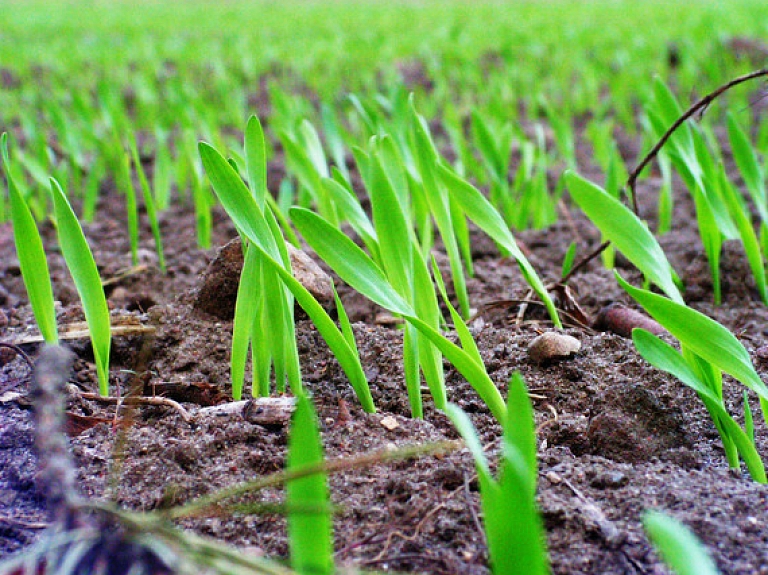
1,127,768,575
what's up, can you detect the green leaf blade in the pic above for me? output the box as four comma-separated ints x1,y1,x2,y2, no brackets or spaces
290,207,413,316
2,134,58,344
287,395,333,575
566,171,683,303
51,178,111,395
619,274,768,402
644,511,721,575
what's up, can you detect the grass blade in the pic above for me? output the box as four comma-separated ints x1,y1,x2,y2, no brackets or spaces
2,133,58,344
287,395,333,575
290,207,413,316
437,164,561,327
633,329,765,482
245,115,268,207
51,177,111,395
566,171,683,303
201,142,374,412
618,274,768,407
644,511,721,575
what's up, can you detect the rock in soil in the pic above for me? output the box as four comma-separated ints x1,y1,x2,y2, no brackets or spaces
193,237,334,319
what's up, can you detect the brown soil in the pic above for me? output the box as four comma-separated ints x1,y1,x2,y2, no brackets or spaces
1,128,768,574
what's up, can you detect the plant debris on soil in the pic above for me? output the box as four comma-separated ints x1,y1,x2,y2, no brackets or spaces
2,110,768,575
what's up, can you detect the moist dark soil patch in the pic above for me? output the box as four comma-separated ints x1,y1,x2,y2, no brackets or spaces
1,130,768,574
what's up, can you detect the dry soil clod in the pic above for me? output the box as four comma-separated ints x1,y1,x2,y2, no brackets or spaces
528,332,581,365
194,237,335,320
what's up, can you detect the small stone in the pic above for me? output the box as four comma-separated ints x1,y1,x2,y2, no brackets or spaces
590,471,628,489
528,332,581,365
285,243,334,304
194,237,334,320
546,471,562,485
380,416,399,431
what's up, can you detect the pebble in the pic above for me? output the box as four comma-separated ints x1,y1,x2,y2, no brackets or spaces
528,332,581,365
380,416,399,431
590,471,628,489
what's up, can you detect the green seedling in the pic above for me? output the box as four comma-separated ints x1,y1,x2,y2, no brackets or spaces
292,206,507,422
290,122,449,417
199,137,375,412
645,79,739,304
152,129,173,211
279,119,338,225
437,163,564,326
565,171,683,303
286,395,333,575
644,511,721,575
717,162,768,304
51,178,112,396
657,151,674,235
633,328,765,481
560,241,577,279
411,99,471,319
186,133,213,250
363,134,447,417
129,135,166,273
447,373,550,575
619,275,768,428
2,133,58,344
568,168,768,473
228,116,302,399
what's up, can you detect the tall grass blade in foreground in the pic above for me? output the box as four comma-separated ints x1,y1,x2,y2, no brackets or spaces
286,395,333,575
447,373,549,574
51,178,112,396
1,133,58,344
644,511,721,575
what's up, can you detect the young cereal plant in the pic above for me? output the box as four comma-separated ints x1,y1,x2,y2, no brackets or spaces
129,134,166,273
229,116,302,399
438,164,562,327
50,178,112,396
567,171,768,475
645,79,738,304
292,206,507,422
447,373,550,575
631,324,765,482
199,132,375,413
295,125,449,418
410,99,471,320
1,133,58,344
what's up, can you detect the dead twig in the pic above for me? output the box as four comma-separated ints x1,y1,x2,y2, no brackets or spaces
75,389,194,424
556,473,624,548
31,346,84,529
472,298,596,332
627,68,768,215
563,69,768,284
559,240,610,285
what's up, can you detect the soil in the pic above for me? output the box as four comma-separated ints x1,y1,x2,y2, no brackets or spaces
2,119,768,575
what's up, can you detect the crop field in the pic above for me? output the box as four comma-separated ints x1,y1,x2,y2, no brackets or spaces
2,0,768,573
